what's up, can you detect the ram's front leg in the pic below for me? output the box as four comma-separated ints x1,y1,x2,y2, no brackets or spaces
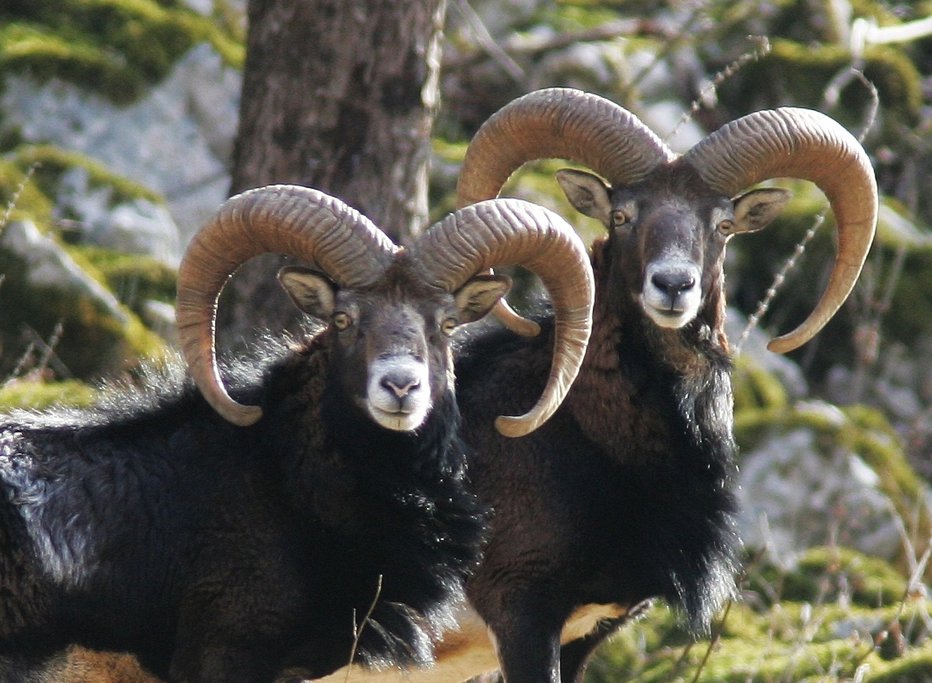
169,628,287,683
170,592,297,683
481,604,563,683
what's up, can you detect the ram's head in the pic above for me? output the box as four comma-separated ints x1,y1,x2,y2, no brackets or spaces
457,88,877,353
176,185,594,437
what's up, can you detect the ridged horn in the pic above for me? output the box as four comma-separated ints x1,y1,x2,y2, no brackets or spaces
457,87,676,205
456,88,674,336
177,184,398,426
683,108,877,353
412,198,594,438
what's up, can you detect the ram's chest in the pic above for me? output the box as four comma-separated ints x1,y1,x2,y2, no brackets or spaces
566,366,678,461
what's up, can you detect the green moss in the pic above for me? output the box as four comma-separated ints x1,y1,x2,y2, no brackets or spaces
0,0,243,104
719,36,923,135
73,245,177,311
0,225,168,380
0,22,144,103
868,643,932,682
0,157,53,226
12,145,163,207
751,547,907,608
590,576,931,682
0,378,97,411
732,356,790,414
549,4,626,33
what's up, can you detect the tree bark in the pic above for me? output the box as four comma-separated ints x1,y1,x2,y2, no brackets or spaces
219,0,446,344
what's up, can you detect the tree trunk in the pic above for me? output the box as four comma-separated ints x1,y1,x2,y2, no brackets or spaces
219,0,446,345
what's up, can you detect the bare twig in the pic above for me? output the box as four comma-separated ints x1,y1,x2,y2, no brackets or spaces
1,162,40,233
625,3,706,97
444,15,650,73
450,0,525,83
35,321,66,378
665,35,772,144
734,212,827,356
850,15,932,58
345,574,383,680
5,340,37,385
5,322,72,385
690,598,733,683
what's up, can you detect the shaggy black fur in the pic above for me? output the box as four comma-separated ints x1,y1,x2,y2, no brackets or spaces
0,332,486,682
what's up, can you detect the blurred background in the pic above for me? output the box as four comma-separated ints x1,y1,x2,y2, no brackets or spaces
0,1,930,680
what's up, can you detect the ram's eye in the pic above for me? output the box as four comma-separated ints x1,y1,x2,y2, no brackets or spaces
441,317,458,336
611,209,630,227
332,312,353,330
717,219,735,235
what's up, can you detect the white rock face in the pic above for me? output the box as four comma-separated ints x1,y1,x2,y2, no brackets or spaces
0,43,241,257
736,403,903,565
54,167,182,267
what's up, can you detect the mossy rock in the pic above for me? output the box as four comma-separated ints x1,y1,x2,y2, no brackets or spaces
732,355,791,414
11,144,163,207
0,219,168,381
767,40,919,126
714,8,924,131
73,245,177,313
749,546,907,608
0,156,53,225
734,401,930,578
0,0,243,105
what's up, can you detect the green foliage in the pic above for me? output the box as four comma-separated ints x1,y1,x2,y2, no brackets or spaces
0,225,168,380
590,548,931,682
10,144,163,206
732,355,791,414
74,245,177,311
0,0,243,104
750,546,907,608
0,378,97,411
0,156,53,225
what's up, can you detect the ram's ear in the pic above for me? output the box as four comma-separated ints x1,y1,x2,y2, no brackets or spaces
454,274,512,324
278,266,337,320
556,169,613,227
731,188,792,234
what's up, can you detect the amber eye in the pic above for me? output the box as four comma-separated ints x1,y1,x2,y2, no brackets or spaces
717,219,735,235
441,317,458,336
332,312,353,330
611,209,630,227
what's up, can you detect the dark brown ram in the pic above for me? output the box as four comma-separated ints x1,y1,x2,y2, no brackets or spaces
319,88,878,683
0,185,594,682
454,88,877,683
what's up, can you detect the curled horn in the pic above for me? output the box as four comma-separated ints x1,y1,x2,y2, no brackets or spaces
460,90,877,353
456,88,675,336
683,108,877,353
457,88,676,205
412,198,594,438
177,185,398,426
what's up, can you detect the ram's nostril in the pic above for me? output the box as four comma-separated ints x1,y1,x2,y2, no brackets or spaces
651,272,696,297
381,376,421,399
